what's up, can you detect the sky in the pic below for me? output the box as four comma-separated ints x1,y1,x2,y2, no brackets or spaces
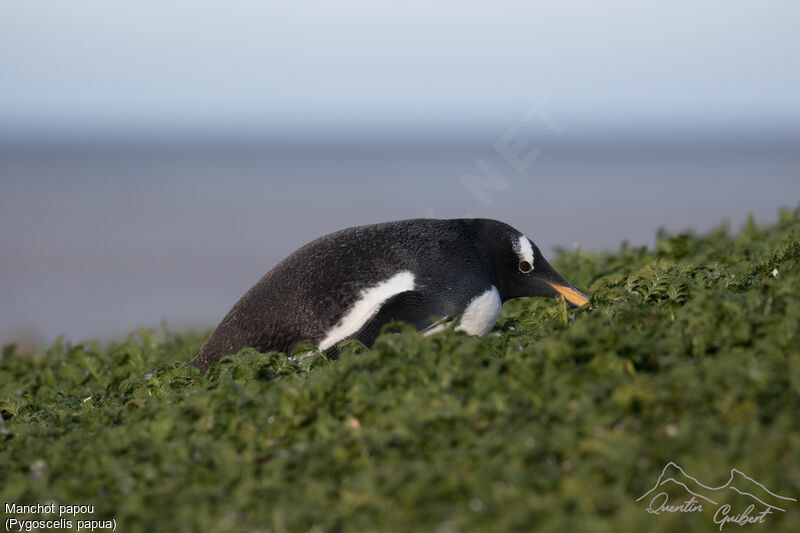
1,1,799,141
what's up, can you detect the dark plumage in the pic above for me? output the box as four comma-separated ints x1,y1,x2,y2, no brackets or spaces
187,218,588,373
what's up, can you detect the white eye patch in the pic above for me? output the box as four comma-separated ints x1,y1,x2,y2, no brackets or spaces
515,235,535,267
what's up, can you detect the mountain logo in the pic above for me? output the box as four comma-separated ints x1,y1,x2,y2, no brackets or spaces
637,461,796,530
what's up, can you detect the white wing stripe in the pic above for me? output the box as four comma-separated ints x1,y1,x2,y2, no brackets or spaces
318,270,415,350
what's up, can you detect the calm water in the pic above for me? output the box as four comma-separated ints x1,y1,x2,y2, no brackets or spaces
1,139,798,347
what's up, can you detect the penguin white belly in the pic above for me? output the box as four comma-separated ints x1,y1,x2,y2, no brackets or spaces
318,270,416,350
456,285,503,337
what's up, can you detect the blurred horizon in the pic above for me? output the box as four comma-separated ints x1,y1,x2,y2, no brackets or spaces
3,139,798,351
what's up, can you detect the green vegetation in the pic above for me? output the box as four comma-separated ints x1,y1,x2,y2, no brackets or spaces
2,208,799,532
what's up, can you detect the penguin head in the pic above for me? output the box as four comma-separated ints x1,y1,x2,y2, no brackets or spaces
487,224,589,307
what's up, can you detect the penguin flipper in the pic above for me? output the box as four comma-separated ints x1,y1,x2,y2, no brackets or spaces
347,290,450,349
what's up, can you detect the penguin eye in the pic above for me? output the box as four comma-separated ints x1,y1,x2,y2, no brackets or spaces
518,261,533,273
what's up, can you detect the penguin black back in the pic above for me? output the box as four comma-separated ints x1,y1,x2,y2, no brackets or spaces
188,218,588,373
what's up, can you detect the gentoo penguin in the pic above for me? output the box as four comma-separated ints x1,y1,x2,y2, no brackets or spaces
187,218,588,372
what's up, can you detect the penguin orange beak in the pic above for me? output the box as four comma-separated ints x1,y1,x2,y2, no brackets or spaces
545,282,590,307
